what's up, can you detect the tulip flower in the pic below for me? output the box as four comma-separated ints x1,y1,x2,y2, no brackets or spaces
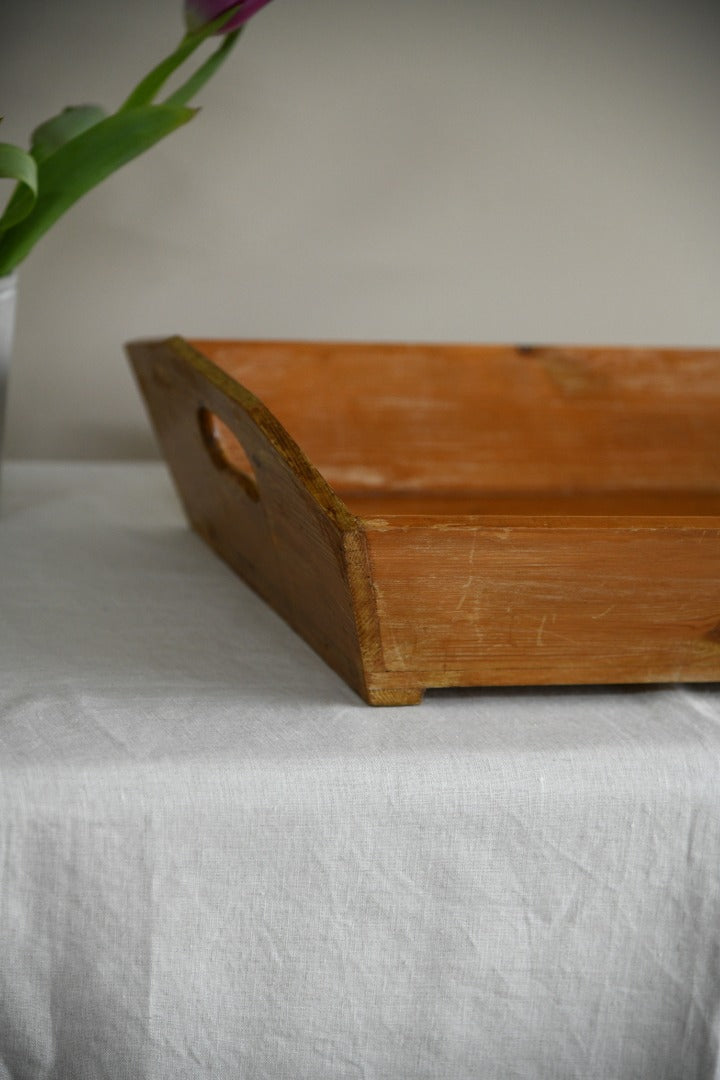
185,0,274,33
0,1,271,275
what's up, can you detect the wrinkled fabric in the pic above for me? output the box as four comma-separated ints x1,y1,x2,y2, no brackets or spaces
0,462,719,1080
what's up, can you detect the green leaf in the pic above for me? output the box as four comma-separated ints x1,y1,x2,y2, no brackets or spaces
31,105,107,164
0,142,38,230
163,28,241,108
120,4,245,112
0,103,196,274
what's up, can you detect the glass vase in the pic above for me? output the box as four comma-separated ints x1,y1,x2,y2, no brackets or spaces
0,272,17,466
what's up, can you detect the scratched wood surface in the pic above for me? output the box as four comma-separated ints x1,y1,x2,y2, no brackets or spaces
363,521,720,692
128,336,720,705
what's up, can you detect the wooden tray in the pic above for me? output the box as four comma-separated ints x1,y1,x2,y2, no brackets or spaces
127,337,720,705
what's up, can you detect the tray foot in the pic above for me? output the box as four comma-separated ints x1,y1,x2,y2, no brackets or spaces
365,687,425,707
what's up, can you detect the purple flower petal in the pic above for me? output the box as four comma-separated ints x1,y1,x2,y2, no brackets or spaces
184,0,273,34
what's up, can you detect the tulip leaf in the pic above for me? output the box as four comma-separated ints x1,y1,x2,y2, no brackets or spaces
31,105,108,164
0,104,196,274
0,142,38,230
164,29,241,107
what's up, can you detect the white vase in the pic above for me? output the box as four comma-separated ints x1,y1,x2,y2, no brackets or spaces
0,272,18,463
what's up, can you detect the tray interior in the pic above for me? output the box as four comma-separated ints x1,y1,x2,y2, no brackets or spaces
189,338,720,522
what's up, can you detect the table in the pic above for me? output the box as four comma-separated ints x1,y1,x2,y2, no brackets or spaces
1,462,719,1080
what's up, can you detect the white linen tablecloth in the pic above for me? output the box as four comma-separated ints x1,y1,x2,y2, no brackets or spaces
1,461,719,1080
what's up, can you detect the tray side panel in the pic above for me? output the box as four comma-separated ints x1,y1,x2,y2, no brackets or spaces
127,339,376,701
187,340,720,496
364,521,720,689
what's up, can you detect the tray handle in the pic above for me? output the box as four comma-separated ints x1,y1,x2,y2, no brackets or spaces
128,336,357,526
197,406,260,503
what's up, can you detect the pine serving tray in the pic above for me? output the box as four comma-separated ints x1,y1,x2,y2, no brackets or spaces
128,337,720,705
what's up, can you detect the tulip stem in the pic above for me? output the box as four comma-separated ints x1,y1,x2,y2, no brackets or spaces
163,29,242,108
119,4,246,112
119,35,202,113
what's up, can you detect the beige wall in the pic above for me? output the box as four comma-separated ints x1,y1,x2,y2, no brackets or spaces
2,0,719,459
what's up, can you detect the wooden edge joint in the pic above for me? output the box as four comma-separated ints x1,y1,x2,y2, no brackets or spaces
365,687,425,706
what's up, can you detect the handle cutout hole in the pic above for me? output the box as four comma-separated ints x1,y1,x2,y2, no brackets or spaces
198,408,260,501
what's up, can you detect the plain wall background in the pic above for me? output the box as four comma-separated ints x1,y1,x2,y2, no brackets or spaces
1,0,719,459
